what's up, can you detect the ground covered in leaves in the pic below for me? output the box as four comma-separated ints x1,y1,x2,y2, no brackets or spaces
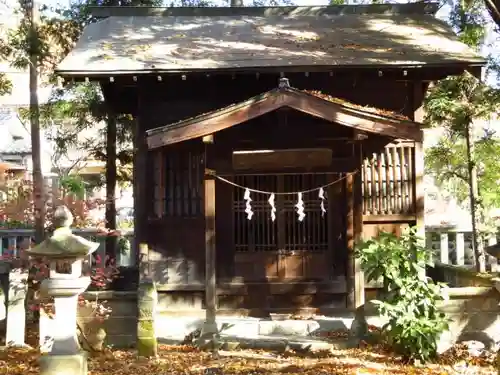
0,342,496,375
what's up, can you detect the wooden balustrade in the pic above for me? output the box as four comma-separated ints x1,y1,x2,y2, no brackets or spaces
362,142,415,217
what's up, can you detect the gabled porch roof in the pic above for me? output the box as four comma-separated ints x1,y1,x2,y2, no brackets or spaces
146,79,423,149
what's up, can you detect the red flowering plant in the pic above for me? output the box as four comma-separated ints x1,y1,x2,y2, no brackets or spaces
0,177,120,350
0,176,106,230
0,242,119,320
78,253,120,319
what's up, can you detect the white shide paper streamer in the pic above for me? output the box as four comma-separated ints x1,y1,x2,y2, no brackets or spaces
268,193,276,221
295,192,305,222
318,187,326,217
243,189,254,220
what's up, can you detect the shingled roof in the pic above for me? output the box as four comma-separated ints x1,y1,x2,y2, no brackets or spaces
56,3,485,76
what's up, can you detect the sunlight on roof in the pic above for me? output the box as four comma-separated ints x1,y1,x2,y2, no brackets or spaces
367,19,469,54
196,40,278,52
257,25,320,41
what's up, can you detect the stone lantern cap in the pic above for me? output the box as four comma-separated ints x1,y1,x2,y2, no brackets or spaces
26,206,100,260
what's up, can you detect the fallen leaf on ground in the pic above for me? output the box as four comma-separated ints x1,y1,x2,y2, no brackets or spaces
0,326,496,375
0,343,496,375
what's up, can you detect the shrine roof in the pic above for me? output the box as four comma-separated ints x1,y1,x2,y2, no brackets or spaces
146,80,423,149
56,3,485,77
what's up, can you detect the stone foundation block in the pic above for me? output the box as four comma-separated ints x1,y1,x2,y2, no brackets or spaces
39,352,88,375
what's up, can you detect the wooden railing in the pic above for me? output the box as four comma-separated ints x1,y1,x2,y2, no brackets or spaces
0,229,135,270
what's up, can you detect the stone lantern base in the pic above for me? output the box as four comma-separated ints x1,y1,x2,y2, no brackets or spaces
40,352,88,375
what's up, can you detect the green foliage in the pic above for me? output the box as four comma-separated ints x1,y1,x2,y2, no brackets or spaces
0,73,13,96
0,2,82,77
449,0,487,49
424,72,500,210
25,82,135,182
60,174,86,199
424,72,498,135
424,0,500,213
426,134,500,209
356,228,449,363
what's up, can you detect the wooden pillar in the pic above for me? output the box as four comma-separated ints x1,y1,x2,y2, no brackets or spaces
346,143,365,310
105,113,117,259
202,140,217,336
414,142,425,231
354,144,365,307
413,82,425,238
133,105,149,273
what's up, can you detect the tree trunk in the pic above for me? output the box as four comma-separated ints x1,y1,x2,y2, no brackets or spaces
485,0,500,29
28,0,45,243
105,114,117,260
465,123,486,272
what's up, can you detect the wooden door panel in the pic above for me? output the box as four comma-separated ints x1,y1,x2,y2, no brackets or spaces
302,252,329,280
234,252,328,281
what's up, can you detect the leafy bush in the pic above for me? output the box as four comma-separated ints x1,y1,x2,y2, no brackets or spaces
356,227,449,363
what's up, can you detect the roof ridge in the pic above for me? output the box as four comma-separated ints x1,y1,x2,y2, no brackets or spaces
90,3,440,18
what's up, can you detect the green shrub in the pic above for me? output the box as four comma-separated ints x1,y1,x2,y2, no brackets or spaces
356,227,449,362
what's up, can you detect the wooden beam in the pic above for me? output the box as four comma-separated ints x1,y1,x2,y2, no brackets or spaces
211,163,356,176
286,90,423,142
220,137,356,150
362,214,416,222
73,65,487,86
154,281,346,294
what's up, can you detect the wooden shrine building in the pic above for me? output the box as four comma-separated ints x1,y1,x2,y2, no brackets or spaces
57,3,485,314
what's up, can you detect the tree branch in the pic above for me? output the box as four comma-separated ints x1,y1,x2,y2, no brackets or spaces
442,170,469,183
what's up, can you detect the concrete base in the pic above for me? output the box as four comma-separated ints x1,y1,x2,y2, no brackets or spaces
40,352,88,375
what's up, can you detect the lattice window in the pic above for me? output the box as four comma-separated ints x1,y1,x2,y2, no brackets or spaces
233,174,329,252
153,149,203,218
362,143,415,215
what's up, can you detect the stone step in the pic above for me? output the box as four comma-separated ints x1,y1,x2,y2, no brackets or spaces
156,313,387,342
158,334,351,353
218,334,351,352
154,314,381,342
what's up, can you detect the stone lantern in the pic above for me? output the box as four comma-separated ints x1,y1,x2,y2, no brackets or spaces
26,206,99,375
485,243,500,293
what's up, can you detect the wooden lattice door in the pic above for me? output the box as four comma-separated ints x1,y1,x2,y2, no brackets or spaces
232,173,337,281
